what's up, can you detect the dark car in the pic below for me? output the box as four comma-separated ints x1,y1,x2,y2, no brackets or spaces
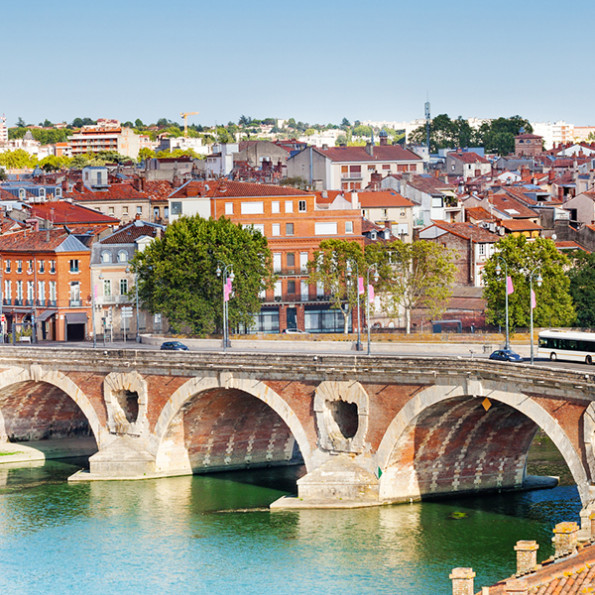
160,341,189,351
489,349,523,362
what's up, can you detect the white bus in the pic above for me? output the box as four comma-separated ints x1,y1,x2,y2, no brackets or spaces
538,330,595,364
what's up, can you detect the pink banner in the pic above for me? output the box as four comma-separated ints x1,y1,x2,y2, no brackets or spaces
224,277,233,302
506,276,514,295
531,289,536,310
368,285,374,303
358,277,364,295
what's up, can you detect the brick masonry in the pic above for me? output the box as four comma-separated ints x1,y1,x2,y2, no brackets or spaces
0,347,594,513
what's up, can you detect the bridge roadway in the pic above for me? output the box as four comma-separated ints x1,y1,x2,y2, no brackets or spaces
0,346,594,527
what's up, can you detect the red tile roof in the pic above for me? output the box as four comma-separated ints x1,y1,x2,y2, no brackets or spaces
0,229,80,252
169,179,309,199
490,194,539,219
405,174,456,195
66,182,150,202
351,191,414,208
427,221,500,242
318,145,422,163
100,222,162,244
465,206,497,222
500,219,543,231
30,201,120,225
449,151,490,164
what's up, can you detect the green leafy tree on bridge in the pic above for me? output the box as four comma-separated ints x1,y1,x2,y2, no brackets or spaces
568,251,595,327
483,235,575,332
366,240,456,334
132,216,272,335
307,239,365,334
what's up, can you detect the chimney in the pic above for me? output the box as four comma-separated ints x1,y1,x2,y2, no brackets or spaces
379,134,388,146
351,192,359,209
552,521,579,557
514,540,539,574
504,578,528,595
450,568,475,595
365,142,374,156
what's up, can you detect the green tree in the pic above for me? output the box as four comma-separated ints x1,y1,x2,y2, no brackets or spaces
16,117,25,127
568,252,595,327
0,149,38,169
352,125,373,138
366,240,456,334
39,155,70,171
132,216,272,335
483,235,575,332
138,147,156,161
341,117,351,130
307,240,365,334
134,118,145,129
476,116,533,155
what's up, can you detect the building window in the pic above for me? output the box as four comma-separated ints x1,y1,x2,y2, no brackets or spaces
315,222,338,235
49,281,56,302
273,253,282,273
153,207,160,219
300,252,308,272
345,221,353,234
4,260,10,273
16,260,22,273
103,279,112,297
341,165,348,174
120,278,128,295
102,251,111,263
38,281,45,303
286,253,296,268
18,188,25,200
171,202,182,215
118,251,128,263
241,201,264,215
16,281,23,302
39,260,45,273
123,206,129,215
26,280,33,300
285,200,293,213
479,243,486,256
69,259,79,272
286,222,294,236
225,202,233,215
136,206,142,215
70,281,81,305
287,280,296,294
271,201,280,214
50,260,56,274
298,200,307,212
4,280,11,301
272,223,280,236
109,207,115,215
27,260,33,274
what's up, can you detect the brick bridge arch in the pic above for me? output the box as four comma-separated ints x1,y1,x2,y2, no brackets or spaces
0,364,105,447
376,382,592,506
152,373,314,474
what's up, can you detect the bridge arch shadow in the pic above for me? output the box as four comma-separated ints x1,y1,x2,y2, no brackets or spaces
0,366,101,460
153,376,313,476
376,384,590,507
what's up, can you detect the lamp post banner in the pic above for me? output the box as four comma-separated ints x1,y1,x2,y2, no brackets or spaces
368,285,374,302
358,277,365,295
531,288,536,310
506,276,514,295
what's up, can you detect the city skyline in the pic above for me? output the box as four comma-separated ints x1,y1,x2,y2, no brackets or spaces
3,0,594,126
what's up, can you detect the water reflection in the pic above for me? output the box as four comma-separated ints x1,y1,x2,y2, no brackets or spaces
0,453,583,595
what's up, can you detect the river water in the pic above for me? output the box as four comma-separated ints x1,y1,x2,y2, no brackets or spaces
0,435,580,594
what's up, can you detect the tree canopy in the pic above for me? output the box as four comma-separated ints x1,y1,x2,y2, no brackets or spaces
307,239,365,333
132,216,272,335
568,251,595,328
482,235,575,332
366,240,456,333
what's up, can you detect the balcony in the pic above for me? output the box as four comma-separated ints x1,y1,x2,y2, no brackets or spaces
69,300,82,307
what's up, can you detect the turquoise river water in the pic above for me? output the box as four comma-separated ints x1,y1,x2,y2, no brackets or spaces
0,457,580,594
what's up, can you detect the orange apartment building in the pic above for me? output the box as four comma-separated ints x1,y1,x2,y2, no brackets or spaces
0,230,91,342
169,180,365,333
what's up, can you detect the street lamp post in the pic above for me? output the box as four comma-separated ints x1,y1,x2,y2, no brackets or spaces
216,261,234,351
495,256,510,350
126,266,141,343
366,264,378,355
346,259,363,352
529,266,543,365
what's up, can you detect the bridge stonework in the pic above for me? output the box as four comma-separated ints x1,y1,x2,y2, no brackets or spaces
0,347,594,523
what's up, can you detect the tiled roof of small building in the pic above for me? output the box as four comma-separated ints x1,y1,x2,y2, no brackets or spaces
0,229,89,252
449,151,490,164
428,221,500,242
500,219,543,231
30,201,120,225
318,145,422,163
490,193,539,218
169,179,309,198
352,191,414,208
100,221,163,245
66,182,150,201
405,174,456,194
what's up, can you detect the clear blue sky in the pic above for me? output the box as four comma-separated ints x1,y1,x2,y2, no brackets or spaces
3,0,593,127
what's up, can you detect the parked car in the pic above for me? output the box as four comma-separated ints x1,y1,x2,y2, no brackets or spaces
282,328,306,334
160,341,189,351
489,349,523,362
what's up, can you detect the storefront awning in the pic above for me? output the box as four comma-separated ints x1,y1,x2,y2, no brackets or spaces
65,312,88,324
37,310,56,322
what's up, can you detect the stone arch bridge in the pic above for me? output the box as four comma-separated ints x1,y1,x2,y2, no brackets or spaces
1,346,594,520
